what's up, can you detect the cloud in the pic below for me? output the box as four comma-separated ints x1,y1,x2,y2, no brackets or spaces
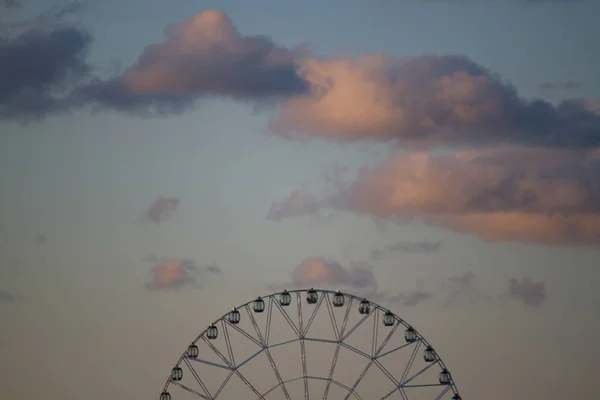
266,187,322,221
538,80,582,92
0,290,21,303
77,10,308,114
271,147,600,245
146,258,220,290
34,234,46,245
0,25,93,119
144,196,180,224
501,277,547,306
441,271,490,307
141,254,158,263
370,240,442,260
2,0,20,8
268,257,385,300
270,54,600,149
389,279,434,307
289,257,378,291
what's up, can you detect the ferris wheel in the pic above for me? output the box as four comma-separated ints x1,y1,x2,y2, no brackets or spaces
159,289,462,400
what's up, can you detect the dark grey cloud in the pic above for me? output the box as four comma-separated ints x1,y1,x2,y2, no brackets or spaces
3,0,20,8
501,277,547,306
266,188,322,221
0,290,21,303
370,240,442,260
389,290,433,307
0,25,92,120
539,80,582,92
441,271,490,307
144,196,180,224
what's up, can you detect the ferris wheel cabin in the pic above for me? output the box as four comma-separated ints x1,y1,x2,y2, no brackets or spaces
207,323,218,339
279,290,291,306
170,366,182,381
306,288,318,304
186,344,199,359
332,290,345,307
253,297,265,313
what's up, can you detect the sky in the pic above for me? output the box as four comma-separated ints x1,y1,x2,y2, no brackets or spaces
1,0,599,399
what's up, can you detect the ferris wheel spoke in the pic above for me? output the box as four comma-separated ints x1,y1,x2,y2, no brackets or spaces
273,299,302,338
235,348,264,370
340,341,372,359
265,296,274,345
183,358,213,399
373,359,400,387
379,385,408,400
170,381,210,400
375,320,401,357
188,357,231,370
202,336,233,369
224,319,263,347
264,347,293,400
244,304,266,344
400,341,421,384
213,370,235,399
376,340,415,359
297,292,304,334
339,297,353,338
401,361,437,386
268,337,301,349
302,292,325,337
232,367,266,400
300,339,309,400
342,359,375,400
434,385,452,400
324,294,341,341
221,321,236,367
321,342,341,399
341,307,374,341
371,308,379,356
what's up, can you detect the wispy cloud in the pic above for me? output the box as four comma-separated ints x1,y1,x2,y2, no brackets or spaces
538,80,582,92
146,258,221,291
144,196,180,224
0,290,21,303
370,240,442,260
500,277,547,306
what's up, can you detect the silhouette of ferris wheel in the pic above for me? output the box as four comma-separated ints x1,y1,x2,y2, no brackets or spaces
159,289,462,400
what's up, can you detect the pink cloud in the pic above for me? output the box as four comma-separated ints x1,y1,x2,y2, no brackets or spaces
270,54,600,149
146,258,220,290
289,257,378,291
269,148,600,245
80,10,309,113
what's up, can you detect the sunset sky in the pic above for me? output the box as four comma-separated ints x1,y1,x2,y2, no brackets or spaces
1,0,599,399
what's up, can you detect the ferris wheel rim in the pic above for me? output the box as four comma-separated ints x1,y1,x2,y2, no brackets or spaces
161,288,461,399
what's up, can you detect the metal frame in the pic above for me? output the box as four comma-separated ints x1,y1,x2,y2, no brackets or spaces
160,289,462,399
